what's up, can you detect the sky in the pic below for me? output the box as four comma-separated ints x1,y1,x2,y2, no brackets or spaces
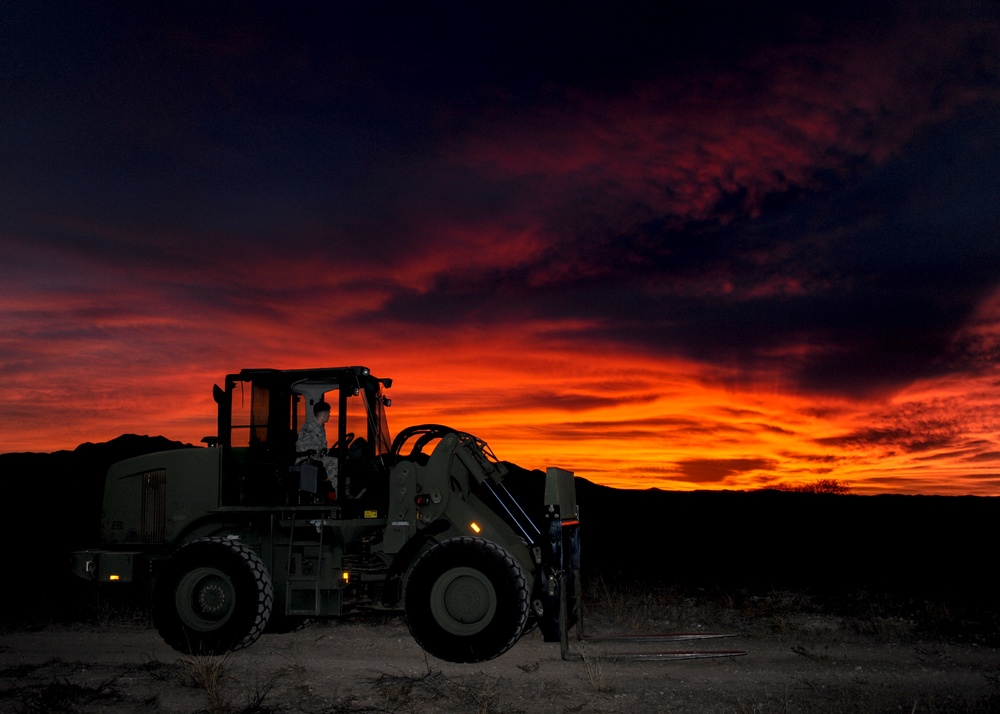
3,2,1000,495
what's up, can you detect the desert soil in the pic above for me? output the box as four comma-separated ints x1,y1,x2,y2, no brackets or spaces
1,610,997,714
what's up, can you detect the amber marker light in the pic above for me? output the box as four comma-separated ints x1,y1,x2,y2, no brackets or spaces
109,574,120,581
342,571,350,584
470,522,481,534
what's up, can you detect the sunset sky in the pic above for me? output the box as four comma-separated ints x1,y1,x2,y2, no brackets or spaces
3,2,1000,495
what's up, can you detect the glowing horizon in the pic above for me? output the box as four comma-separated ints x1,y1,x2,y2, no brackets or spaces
6,335,1000,496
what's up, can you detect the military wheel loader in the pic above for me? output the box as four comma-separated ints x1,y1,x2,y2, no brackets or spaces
72,366,744,663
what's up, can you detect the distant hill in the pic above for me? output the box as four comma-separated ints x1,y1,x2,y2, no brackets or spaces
502,462,998,606
2,436,997,624
2,434,192,545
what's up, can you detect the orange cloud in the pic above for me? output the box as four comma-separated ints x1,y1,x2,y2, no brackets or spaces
4,278,999,497
3,3,999,502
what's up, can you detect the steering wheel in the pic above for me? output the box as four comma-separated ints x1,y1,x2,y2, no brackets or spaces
332,432,355,452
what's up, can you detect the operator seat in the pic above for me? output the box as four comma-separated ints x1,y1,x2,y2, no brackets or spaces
288,428,335,504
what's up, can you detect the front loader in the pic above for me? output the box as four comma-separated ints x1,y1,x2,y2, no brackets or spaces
72,366,744,663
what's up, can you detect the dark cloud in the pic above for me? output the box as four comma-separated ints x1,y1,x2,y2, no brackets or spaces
3,2,1000,494
674,458,779,484
381,104,1000,399
319,4,1000,401
815,426,960,454
963,451,1000,464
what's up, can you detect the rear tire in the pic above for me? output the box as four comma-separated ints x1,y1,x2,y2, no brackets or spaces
153,537,273,655
404,537,530,663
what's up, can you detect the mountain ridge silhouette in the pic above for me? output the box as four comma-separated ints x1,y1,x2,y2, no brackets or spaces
1,435,995,622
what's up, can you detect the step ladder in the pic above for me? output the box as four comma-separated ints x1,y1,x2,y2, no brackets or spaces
285,517,327,616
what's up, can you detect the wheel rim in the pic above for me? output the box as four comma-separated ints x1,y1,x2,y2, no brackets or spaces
429,566,497,636
175,566,236,632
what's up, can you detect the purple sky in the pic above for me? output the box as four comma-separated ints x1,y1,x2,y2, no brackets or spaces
3,2,1000,494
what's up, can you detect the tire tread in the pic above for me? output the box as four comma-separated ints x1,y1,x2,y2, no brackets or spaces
153,537,273,655
404,536,530,662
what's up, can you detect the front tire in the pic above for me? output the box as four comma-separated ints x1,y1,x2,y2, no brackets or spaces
404,537,530,663
153,537,273,655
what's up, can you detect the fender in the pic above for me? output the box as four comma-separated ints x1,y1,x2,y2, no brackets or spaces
380,519,451,606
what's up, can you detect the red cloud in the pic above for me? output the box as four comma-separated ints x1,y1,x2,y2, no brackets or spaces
456,14,1000,228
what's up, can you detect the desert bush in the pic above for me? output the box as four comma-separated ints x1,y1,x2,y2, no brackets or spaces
182,653,232,712
769,479,854,494
582,576,708,631
580,650,615,693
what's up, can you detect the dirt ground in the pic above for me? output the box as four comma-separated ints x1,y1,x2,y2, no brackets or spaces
2,604,998,714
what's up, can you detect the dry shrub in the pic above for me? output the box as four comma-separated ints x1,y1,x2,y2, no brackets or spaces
580,650,615,694
181,653,232,713
583,577,704,632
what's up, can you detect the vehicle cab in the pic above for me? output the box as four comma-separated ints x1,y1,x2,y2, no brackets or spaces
213,366,393,509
